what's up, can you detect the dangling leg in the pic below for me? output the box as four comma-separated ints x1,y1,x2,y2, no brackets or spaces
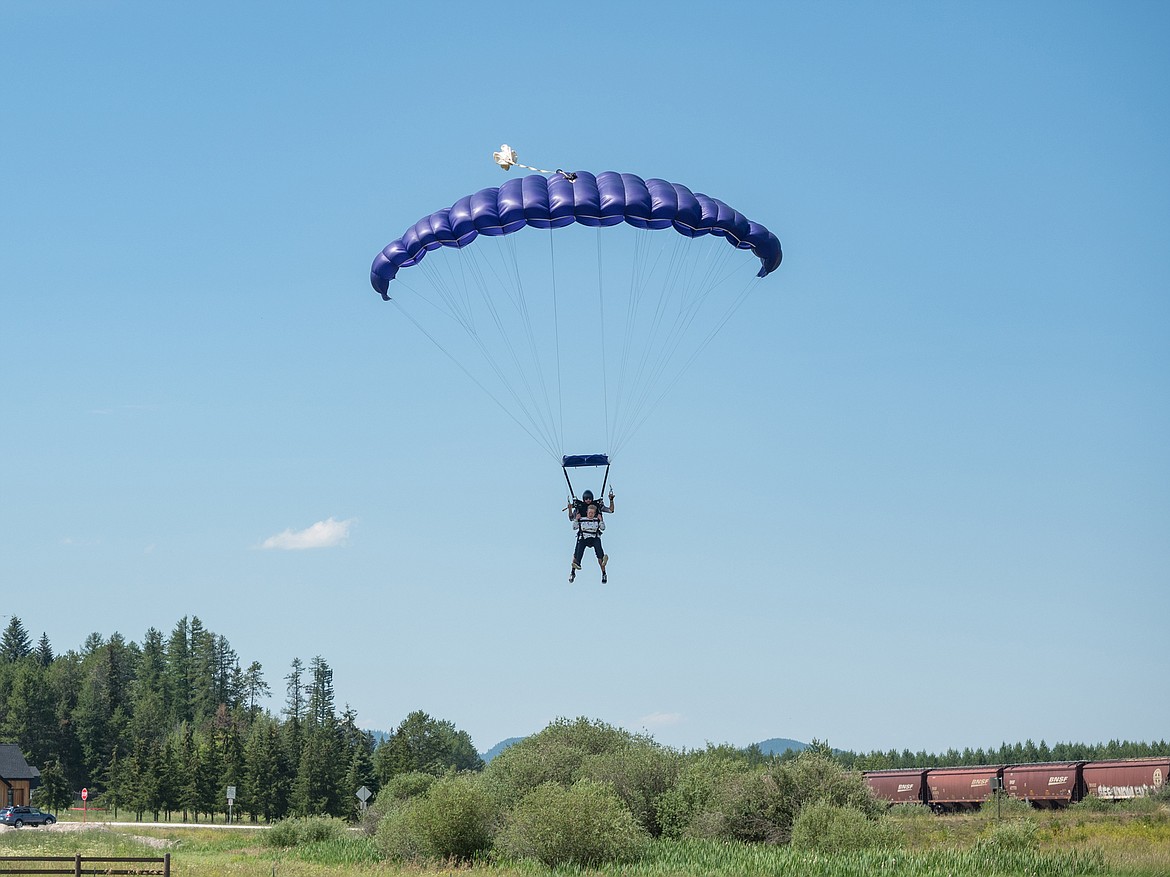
594,541,608,583
570,538,585,582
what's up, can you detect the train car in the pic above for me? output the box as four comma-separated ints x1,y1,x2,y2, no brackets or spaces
1081,758,1170,800
926,765,1004,811
863,768,929,805
1003,762,1084,808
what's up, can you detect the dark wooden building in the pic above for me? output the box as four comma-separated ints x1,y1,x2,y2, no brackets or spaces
0,744,40,807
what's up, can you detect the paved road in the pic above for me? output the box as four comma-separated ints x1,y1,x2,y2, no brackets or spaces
2,820,265,831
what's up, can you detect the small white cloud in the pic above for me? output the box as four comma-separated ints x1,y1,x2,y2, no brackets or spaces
635,711,683,729
61,536,100,548
261,517,355,550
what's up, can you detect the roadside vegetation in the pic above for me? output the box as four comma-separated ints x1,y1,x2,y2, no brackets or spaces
2,801,1169,876
3,615,1170,874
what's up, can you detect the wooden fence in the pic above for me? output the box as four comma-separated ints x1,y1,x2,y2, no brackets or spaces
0,854,169,875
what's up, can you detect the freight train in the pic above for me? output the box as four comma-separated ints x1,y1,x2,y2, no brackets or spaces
863,757,1168,811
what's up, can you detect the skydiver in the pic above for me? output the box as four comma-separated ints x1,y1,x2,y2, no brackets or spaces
569,503,608,584
571,488,615,520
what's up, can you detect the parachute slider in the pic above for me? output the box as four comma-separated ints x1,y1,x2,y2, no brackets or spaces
562,453,610,468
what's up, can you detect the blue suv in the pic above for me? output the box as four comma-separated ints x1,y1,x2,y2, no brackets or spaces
0,805,57,827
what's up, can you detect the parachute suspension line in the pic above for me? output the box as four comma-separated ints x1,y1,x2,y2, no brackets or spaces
387,296,560,463
614,233,691,446
462,240,560,453
613,267,760,457
611,228,661,453
608,235,739,456
502,233,561,453
415,247,559,456
613,237,735,454
548,228,565,456
595,228,611,452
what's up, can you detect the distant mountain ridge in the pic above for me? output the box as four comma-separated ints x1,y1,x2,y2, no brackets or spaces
480,737,525,763
756,738,807,756
478,735,808,762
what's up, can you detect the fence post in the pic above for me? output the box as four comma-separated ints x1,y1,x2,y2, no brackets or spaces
74,854,81,877
164,853,171,877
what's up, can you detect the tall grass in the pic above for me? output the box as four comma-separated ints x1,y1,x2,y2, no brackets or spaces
616,838,1107,877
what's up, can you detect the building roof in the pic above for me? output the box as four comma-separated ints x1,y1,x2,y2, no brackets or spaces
0,743,41,780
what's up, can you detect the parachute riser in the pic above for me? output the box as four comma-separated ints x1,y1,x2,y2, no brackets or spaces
562,465,577,504
562,462,611,511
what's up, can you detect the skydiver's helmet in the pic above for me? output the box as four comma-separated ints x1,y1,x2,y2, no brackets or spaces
582,490,594,502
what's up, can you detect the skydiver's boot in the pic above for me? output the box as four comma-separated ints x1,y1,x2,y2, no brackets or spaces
600,554,608,584
569,567,576,583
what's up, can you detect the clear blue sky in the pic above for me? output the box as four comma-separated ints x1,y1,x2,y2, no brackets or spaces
3,2,1167,755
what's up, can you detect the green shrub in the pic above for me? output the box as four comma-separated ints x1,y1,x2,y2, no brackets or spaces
374,806,423,862
482,715,676,839
656,746,755,840
379,770,435,802
494,779,649,867
681,750,882,844
483,717,636,807
263,816,346,848
374,773,494,862
362,772,435,836
577,740,679,836
790,801,901,853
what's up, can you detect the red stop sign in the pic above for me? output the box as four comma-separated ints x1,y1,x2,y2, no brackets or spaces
81,788,88,801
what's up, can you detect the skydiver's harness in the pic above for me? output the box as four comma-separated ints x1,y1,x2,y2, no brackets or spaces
575,516,604,540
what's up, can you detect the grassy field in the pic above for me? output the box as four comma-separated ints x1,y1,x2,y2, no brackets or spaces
1,803,1167,876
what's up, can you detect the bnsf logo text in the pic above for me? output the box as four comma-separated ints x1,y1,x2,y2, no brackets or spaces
970,778,989,787
897,784,914,792
1048,776,1068,786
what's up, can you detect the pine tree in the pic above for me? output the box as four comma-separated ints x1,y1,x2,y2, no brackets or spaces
290,656,344,816
214,703,245,822
47,654,85,788
165,618,192,726
282,658,305,771
73,649,115,785
188,617,217,725
243,661,271,715
174,723,199,822
36,633,54,667
2,661,56,764
340,708,377,821
242,714,287,822
130,628,168,746
1,616,33,662
36,760,74,813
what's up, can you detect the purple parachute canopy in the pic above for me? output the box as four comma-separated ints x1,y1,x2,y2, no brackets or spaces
370,171,782,299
